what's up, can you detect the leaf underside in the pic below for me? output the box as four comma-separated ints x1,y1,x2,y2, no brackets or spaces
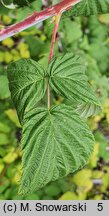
7,54,101,119
76,102,101,118
19,104,94,195
7,59,47,123
48,53,101,116
7,53,101,195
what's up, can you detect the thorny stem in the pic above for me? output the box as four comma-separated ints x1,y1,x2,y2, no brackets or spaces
47,14,61,109
0,0,81,41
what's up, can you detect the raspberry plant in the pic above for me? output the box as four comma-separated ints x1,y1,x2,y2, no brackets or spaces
1,0,108,194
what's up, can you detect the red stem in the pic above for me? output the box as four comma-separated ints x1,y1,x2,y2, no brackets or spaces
0,0,81,41
48,14,61,63
47,13,61,109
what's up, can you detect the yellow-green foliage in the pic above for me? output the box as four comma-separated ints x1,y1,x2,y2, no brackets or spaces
0,2,109,200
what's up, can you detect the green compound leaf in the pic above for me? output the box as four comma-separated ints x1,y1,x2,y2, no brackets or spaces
47,53,101,117
64,0,109,17
7,58,47,123
19,104,94,195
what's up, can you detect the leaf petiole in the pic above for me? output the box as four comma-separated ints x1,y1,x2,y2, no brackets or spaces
47,13,61,109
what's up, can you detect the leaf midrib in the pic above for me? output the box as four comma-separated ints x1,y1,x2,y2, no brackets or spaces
48,110,68,173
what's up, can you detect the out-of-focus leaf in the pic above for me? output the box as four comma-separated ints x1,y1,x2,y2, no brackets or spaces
2,38,14,48
94,131,109,161
1,0,17,9
5,109,21,128
72,169,93,192
0,122,10,133
59,191,78,200
16,1,41,21
0,159,4,173
0,133,9,145
88,143,99,168
0,177,10,193
44,185,61,197
60,19,82,44
0,76,10,99
3,152,18,164
101,173,109,192
99,14,109,24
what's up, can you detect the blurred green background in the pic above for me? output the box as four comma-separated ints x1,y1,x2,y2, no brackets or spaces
0,0,109,200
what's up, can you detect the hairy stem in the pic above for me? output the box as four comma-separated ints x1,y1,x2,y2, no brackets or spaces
0,0,81,41
47,13,61,109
